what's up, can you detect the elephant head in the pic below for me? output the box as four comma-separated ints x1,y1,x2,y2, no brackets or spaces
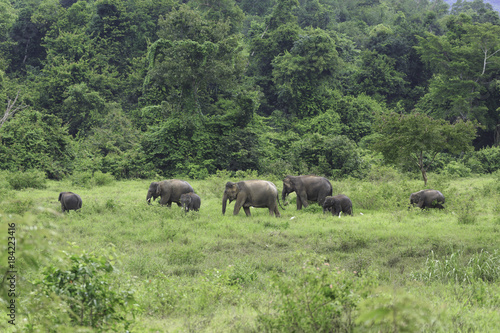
222,182,239,215
146,182,161,204
282,176,294,204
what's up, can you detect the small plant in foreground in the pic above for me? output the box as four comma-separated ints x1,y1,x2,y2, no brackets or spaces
455,194,478,225
257,254,378,332
356,288,437,332
36,249,136,330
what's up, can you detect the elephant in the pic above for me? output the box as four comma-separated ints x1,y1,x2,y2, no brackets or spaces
409,189,445,209
282,175,333,210
322,195,353,217
58,192,82,212
146,179,194,207
180,192,201,212
222,180,283,217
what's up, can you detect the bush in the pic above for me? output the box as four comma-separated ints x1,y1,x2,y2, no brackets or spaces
257,254,377,332
471,146,500,173
440,161,471,177
7,169,47,190
70,171,114,187
455,194,478,225
35,250,136,330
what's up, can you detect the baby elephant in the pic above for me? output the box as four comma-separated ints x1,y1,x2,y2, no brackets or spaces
410,189,445,209
58,192,82,212
323,195,353,217
180,192,201,212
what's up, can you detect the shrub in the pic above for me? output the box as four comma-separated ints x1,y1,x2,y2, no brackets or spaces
472,146,500,173
92,170,115,186
7,169,47,190
455,194,478,225
356,289,435,332
257,254,377,332
35,250,136,330
440,161,471,177
70,171,114,187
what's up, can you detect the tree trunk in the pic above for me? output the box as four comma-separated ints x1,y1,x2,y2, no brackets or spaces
495,123,500,147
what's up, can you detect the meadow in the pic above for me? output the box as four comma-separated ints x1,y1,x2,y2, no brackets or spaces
1,170,500,332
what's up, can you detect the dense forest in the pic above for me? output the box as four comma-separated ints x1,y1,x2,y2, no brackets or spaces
1,0,500,181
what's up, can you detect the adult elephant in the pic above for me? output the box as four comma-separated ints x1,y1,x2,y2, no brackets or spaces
222,180,283,217
282,175,332,210
409,189,445,209
180,192,201,212
146,179,194,207
58,192,82,212
323,195,353,217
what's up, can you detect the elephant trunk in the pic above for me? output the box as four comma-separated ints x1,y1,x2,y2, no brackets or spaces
146,191,153,205
222,192,228,215
282,188,289,205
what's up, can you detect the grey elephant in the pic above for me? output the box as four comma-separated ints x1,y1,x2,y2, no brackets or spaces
323,195,353,217
58,192,82,212
222,180,283,217
282,175,333,210
146,179,194,207
180,192,201,212
410,189,445,209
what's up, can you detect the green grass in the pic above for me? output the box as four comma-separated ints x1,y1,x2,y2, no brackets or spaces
1,173,500,332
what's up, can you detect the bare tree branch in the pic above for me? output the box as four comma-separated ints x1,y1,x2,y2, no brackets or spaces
0,90,28,129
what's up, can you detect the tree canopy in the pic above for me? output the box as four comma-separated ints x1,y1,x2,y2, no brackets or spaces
0,0,499,180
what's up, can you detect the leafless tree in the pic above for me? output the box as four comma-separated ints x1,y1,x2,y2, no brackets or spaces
0,90,28,129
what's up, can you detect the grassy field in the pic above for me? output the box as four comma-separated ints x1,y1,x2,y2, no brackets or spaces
1,171,500,332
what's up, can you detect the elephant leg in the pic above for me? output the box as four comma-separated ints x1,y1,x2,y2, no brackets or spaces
274,206,281,218
296,197,301,210
233,196,246,215
243,207,251,216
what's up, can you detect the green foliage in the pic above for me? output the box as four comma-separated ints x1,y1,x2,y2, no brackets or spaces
356,289,435,333
257,254,377,332
0,110,74,179
70,170,114,188
455,194,478,225
290,133,367,178
441,161,472,177
373,112,477,184
470,145,500,173
6,169,47,190
36,249,136,330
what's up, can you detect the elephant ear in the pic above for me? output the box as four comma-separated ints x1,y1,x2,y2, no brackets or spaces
154,183,161,196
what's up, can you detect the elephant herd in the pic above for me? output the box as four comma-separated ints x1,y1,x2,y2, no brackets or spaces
57,175,446,215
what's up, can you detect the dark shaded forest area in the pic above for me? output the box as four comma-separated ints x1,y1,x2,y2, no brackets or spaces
1,0,500,181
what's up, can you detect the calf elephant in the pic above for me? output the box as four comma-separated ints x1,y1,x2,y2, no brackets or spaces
58,192,82,212
147,179,194,207
180,192,201,212
410,189,445,209
282,175,333,210
222,180,283,217
323,195,353,217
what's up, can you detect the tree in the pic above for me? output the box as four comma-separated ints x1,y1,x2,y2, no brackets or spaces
372,112,477,185
145,3,246,115
415,18,500,145
0,109,73,178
